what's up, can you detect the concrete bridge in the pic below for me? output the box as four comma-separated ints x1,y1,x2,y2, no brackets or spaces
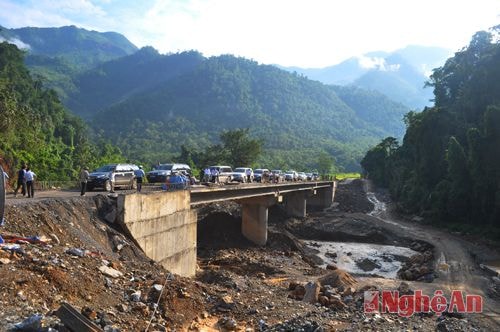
115,181,336,276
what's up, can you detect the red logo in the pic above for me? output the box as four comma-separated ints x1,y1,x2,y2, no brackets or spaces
364,290,482,317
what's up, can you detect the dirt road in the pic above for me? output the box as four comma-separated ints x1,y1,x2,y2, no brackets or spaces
363,180,500,327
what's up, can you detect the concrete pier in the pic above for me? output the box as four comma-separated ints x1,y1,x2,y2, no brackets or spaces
240,196,277,246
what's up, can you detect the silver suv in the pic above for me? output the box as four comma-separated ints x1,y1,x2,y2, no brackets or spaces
87,163,138,191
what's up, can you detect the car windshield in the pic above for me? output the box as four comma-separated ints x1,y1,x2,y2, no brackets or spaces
286,170,295,174
156,164,173,170
254,169,263,174
234,168,247,173
272,170,281,173
95,165,115,172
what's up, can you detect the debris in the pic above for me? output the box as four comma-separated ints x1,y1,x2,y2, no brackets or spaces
302,281,321,304
99,265,123,278
13,314,42,331
55,302,103,331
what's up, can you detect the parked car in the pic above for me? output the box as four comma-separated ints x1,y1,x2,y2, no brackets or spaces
253,168,270,183
312,172,320,180
297,172,308,181
209,166,233,183
87,163,138,191
284,170,298,181
233,167,253,183
271,170,284,183
147,163,191,183
305,172,313,181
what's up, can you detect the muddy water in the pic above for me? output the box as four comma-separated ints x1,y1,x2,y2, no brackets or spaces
305,240,417,278
304,188,418,278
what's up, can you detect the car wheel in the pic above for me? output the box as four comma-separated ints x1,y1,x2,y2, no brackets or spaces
104,180,112,192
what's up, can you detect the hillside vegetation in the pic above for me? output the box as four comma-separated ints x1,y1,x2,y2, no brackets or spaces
1,25,412,172
90,55,409,170
361,27,500,237
0,42,123,180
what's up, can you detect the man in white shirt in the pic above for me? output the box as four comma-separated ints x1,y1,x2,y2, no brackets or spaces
25,167,36,198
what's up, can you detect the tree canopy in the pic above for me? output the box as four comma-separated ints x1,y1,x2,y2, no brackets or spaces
361,26,500,238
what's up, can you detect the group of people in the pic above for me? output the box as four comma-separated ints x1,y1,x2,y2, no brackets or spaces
14,164,37,198
202,167,219,183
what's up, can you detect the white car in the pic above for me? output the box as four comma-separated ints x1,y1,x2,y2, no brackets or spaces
284,170,298,181
297,172,308,181
233,167,253,183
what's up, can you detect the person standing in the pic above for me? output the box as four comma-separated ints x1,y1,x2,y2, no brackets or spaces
14,164,26,197
109,170,116,193
25,167,36,198
79,167,89,196
134,166,146,192
245,168,252,183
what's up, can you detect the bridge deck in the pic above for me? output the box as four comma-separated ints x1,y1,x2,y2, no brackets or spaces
190,181,334,205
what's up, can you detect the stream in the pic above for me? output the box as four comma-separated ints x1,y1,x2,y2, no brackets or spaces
305,189,417,278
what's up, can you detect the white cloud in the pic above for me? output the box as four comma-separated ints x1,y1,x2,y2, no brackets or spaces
357,55,400,72
0,0,499,67
0,36,31,50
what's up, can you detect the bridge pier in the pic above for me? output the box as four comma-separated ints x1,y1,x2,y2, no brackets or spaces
239,196,277,246
284,192,307,217
306,183,336,210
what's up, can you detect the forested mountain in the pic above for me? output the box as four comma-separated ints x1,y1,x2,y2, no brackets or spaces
0,25,413,172
89,55,409,170
0,42,123,180
331,85,408,138
361,27,500,237
67,47,205,118
281,46,451,109
0,25,137,100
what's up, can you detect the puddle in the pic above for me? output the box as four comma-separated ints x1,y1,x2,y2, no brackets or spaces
305,240,418,278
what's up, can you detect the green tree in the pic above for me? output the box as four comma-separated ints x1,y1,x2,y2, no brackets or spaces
220,128,262,167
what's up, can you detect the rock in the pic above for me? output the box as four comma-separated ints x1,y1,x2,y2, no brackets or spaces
356,258,381,272
99,265,123,278
342,287,356,296
319,269,357,288
130,291,141,302
326,264,338,270
289,284,306,299
0,258,10,264
218,316,237,331
116,304,129,312
81,306,98,320
288,281,301,290
318,295,330,306
397,282,413,295
329,297,347,310
302,281,321,304
152,284,163,292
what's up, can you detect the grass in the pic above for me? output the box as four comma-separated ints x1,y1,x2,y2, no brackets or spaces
333,172,361,180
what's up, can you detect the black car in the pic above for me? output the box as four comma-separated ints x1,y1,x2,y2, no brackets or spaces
87,164,137,191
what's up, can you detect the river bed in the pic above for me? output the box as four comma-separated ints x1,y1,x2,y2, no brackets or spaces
305,240,417,278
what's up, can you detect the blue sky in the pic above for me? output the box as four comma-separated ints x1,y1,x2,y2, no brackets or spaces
1,0,499,67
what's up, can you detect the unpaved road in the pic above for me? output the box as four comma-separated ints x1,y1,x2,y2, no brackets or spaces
363,180,500,327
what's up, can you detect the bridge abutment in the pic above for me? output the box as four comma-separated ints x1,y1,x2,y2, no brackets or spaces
117,191,197,277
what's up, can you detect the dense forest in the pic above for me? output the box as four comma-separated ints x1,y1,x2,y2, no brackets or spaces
361,27,500,237
88,54,409,171
0,42,123,181
1,25,416,174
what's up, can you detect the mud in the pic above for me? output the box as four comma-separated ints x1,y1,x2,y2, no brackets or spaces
0,180,498,331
